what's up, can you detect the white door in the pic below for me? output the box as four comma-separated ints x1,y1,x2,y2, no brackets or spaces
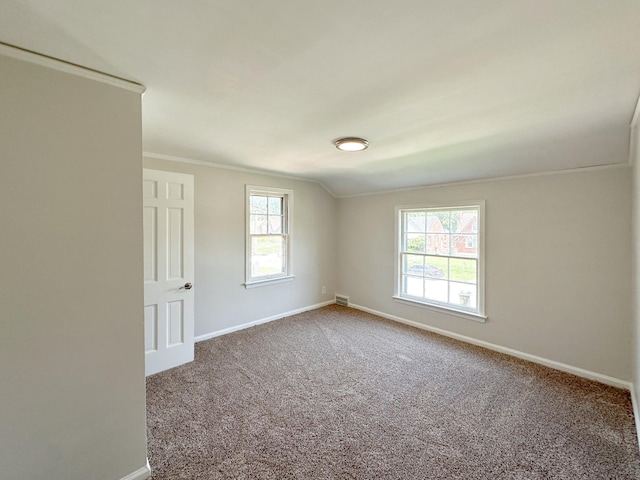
143,169,195,376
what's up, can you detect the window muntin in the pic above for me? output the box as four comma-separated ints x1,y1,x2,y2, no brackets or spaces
246,186,293,286
397,204,484,317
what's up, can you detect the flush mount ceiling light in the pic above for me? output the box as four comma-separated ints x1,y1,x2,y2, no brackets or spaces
334,137,369,152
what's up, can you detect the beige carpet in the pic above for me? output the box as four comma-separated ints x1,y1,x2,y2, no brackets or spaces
147,305,640,479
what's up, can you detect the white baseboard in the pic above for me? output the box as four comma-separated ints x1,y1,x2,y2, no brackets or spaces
350,303,632,390
631,384,640,445
120,459,151,480
195,300,335,343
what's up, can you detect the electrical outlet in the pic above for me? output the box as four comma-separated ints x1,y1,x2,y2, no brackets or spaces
321,286,326,294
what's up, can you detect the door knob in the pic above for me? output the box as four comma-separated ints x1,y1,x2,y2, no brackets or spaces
180,282,193,290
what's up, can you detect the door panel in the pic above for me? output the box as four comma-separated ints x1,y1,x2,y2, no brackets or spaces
167,300,184,346
144,305,158,353
167,207,184,280
143,169,194,376
143,206,157,282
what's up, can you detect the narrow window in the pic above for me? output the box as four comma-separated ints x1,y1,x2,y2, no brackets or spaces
245,186,294,287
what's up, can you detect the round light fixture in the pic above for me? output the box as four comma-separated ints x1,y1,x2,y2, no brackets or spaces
334,137,369,152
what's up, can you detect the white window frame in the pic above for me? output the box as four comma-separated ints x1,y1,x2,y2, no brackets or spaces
244,185,294,288
393,201,486,322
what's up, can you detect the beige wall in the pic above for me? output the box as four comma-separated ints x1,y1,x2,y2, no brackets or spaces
338,167,633,381
0,55,147,479
143,158,338,337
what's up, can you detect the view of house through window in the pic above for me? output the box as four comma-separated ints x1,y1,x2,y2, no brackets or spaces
396,203,484,317
246,186,293,286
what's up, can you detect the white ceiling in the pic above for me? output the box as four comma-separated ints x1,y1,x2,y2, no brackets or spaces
2,1,639,196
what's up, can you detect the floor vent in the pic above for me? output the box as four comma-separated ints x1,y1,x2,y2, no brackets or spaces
335,294,350,307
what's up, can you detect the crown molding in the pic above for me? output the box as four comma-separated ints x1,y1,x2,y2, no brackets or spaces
337,163,631,199
143,151,336,197
0,42,145,94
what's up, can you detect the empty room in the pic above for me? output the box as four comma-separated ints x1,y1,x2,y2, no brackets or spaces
2,1,640,479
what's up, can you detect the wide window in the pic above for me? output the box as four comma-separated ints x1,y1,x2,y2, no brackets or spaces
395,202,485,320
245,186,294,287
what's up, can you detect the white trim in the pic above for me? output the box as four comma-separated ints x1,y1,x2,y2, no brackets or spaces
194,300,335,342
629,93,640,165
144,151,336,197
631,94,640,130
392,296,487,323
350,303,631,390
0,42,145,94
244,275,295,288
631,384,640,449
119,460,151,480
337,163,630,199
630,98,639,165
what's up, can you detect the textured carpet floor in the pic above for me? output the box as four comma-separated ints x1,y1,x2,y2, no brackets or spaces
146,305,640,479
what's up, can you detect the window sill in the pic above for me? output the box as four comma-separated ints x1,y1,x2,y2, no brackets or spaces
392,296,487,323
244,275,295,289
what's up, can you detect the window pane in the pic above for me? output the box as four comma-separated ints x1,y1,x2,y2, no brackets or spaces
268,196,282,215
426,233,450,255
449,258,477,284
449,283,477,309
250,195,268,214
250,215,267,234
405,233,425,253
405,212,426,233
402,275,424,297
424,279,448,303
268,215,283,234
425,256,447,279
251,236,285,276
452,210,478,233
453,234,477,257
403,254,424,275
426,213,445,233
